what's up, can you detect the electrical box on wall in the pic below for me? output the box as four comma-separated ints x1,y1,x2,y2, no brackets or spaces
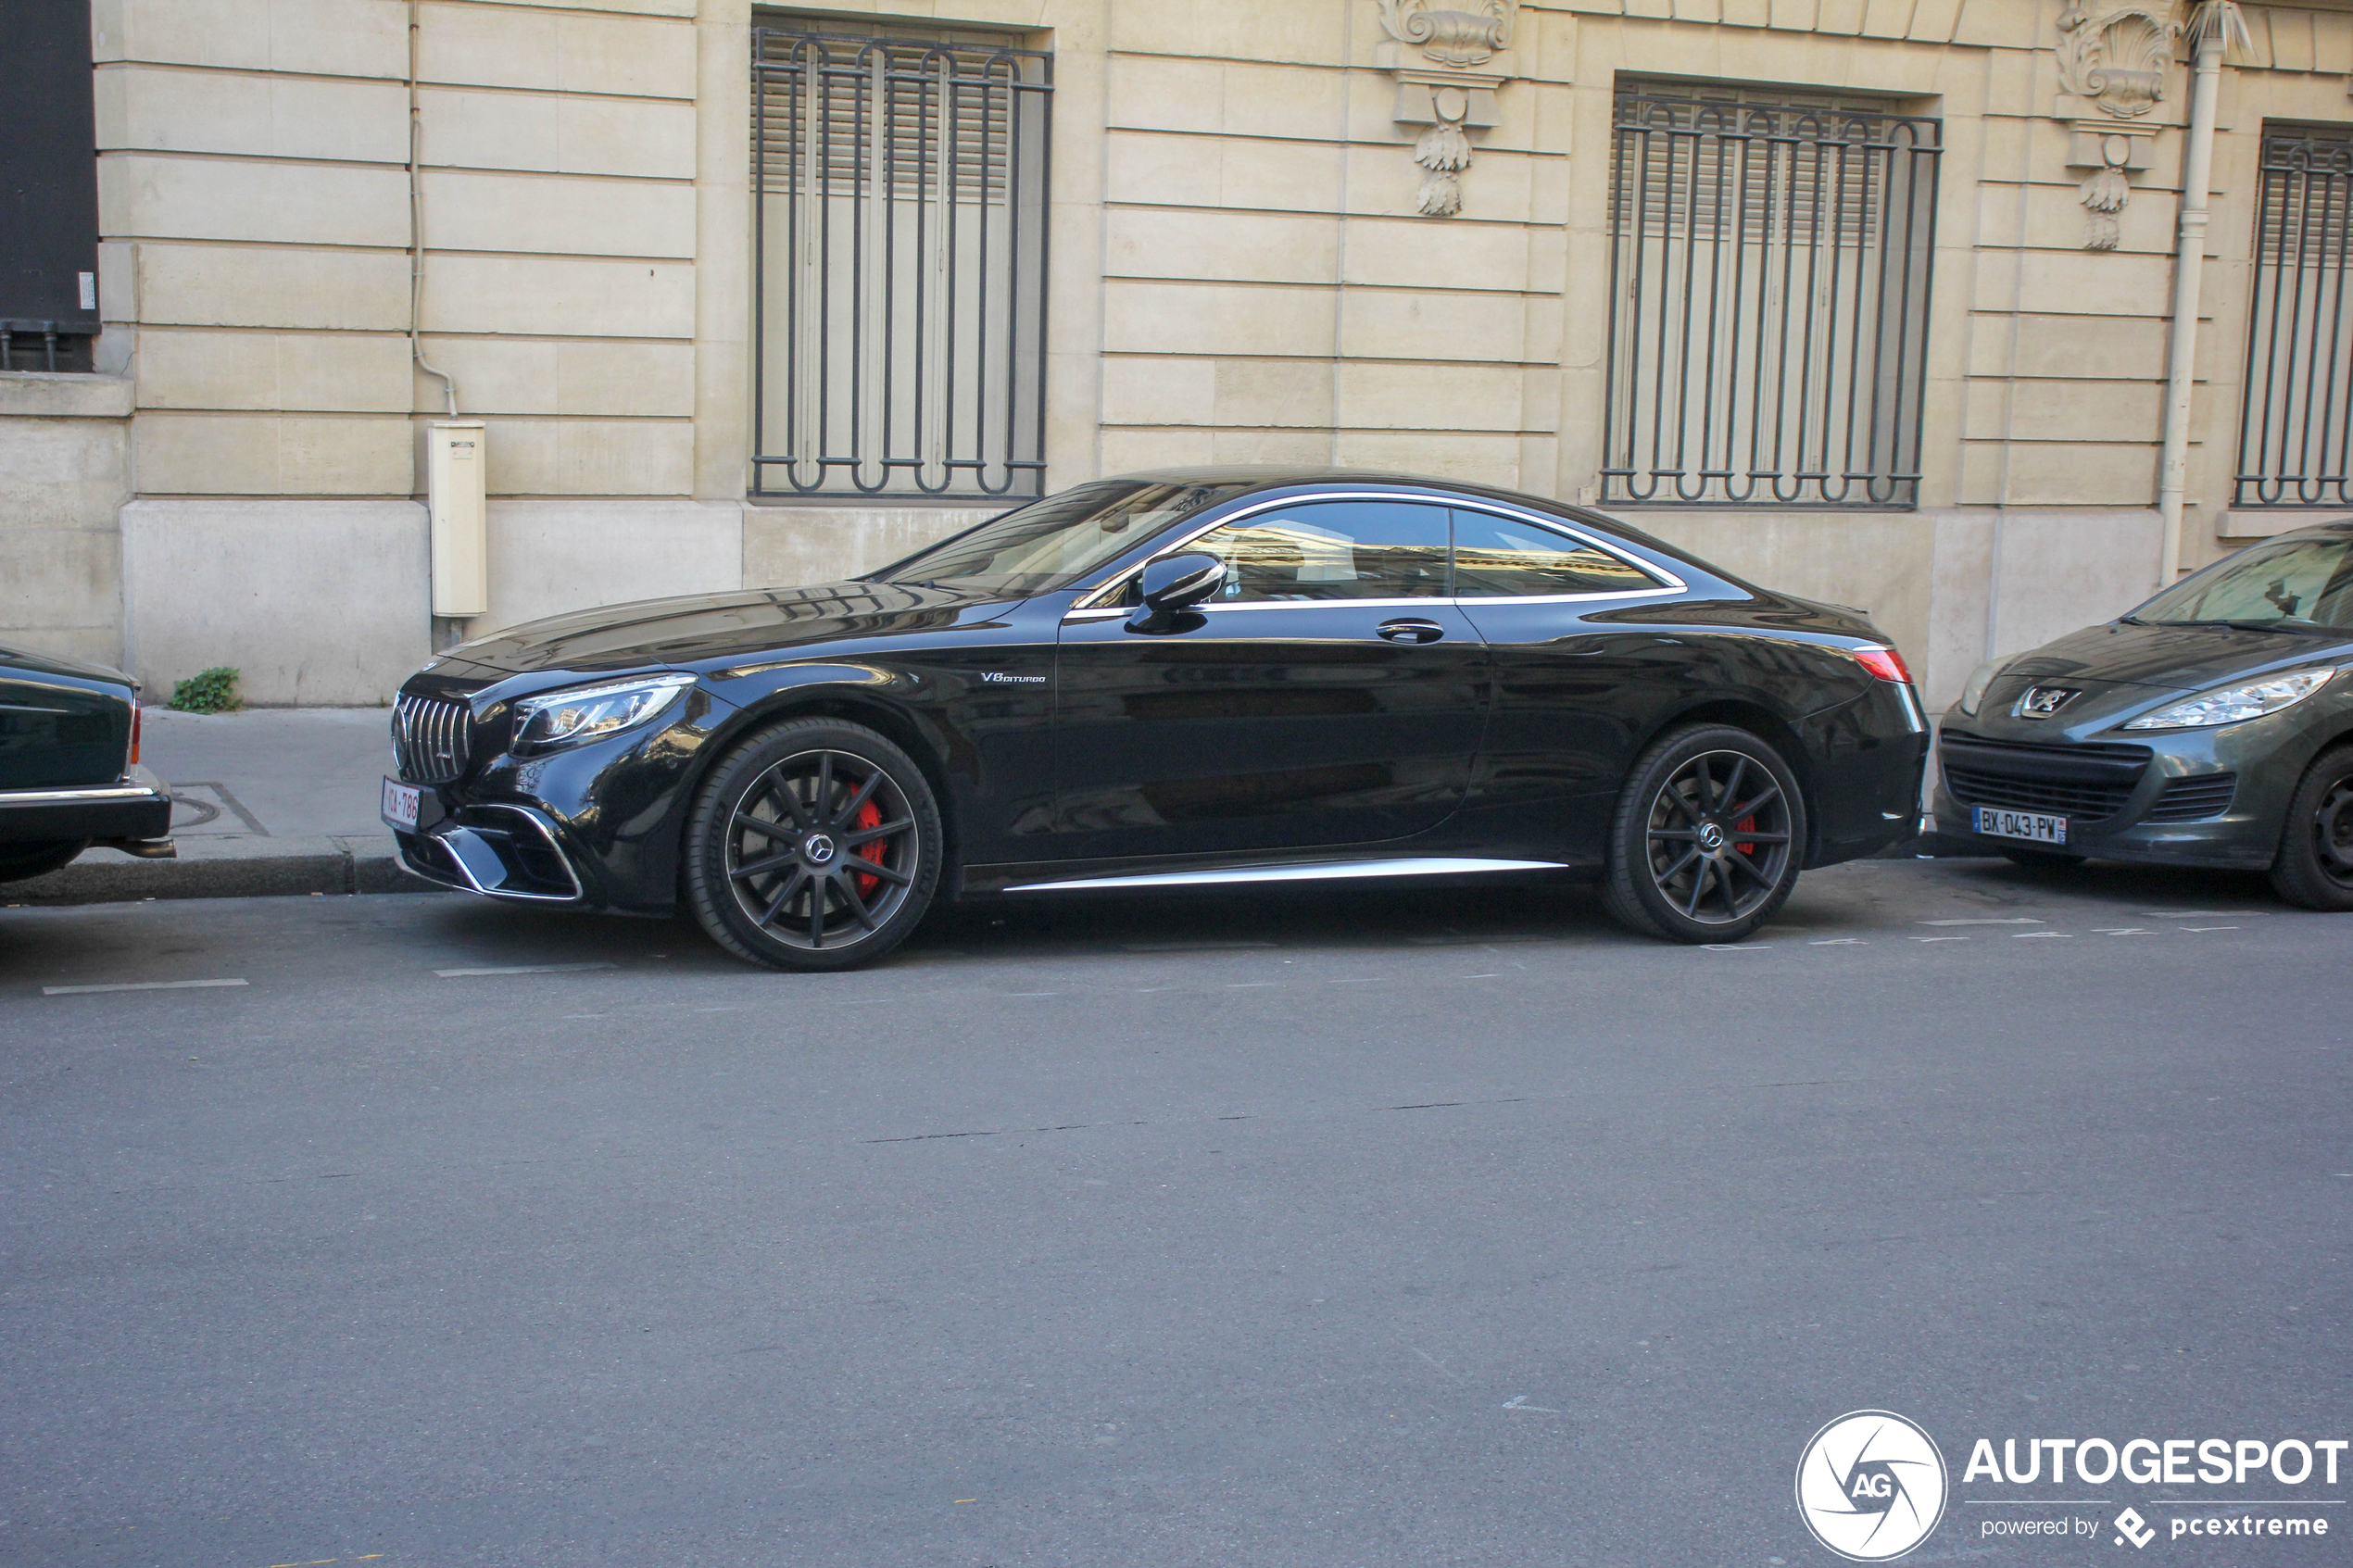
427,420,488,619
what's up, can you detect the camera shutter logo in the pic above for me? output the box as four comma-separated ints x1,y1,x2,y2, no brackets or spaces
1794,1411,1949,1561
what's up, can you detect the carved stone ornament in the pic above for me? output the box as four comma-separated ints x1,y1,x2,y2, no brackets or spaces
2055,2,2180,119
2055,1,2182,249
1375,2,1516,218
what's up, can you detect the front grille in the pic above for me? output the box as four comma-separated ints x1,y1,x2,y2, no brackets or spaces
1939,730,2151,823
2146,772,2238,822
391,695,474,784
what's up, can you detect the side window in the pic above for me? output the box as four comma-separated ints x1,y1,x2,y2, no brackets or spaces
1189,502,1452,602
1451,511,1665,596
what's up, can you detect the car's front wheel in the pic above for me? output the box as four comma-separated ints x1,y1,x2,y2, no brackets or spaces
683,718,943,971
2268,745,2353,912
1601,723,1806,944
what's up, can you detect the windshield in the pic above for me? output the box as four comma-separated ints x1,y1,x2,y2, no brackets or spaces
871,480,1254,596
2129,532,2353,633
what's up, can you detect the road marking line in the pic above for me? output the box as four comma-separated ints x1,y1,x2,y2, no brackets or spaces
434,962,614,977
1701,944,1768,951
1912,935,1969,942
2142,909,2260,918
43,977,247,996
2181,925,2239,932
1225,982,1278,988
2011,932,2071,939
1920,916,2044,926
1502,1394,1561,1412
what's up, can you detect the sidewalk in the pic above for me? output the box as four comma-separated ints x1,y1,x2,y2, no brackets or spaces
10,708,428,904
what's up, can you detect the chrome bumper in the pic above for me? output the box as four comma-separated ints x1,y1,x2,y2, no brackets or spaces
0,764,174,847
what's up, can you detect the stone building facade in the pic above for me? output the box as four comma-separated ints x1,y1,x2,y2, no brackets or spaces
4,0,2350,707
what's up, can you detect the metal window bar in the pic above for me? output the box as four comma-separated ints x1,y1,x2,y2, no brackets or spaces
1601,91,1941,508
2233,125,2353,508
751,27,1051,500
0,320,95,373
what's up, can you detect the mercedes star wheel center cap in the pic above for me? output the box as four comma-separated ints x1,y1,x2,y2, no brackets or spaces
803,833,837,865
1697,822,1727,852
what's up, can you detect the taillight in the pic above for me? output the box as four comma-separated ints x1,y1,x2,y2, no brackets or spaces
130,698,142,765
1853,646,1913,684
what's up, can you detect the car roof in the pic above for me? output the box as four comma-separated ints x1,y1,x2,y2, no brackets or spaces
1101,465,1707,574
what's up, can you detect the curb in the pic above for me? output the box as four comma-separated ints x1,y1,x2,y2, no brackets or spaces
6,834,446,906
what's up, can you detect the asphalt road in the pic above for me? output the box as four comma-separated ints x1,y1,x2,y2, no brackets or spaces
3,859,2347,1568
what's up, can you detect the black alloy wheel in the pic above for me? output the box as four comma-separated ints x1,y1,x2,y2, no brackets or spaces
2269,746,2353,912
1601,723,1806,944
684,718,942,971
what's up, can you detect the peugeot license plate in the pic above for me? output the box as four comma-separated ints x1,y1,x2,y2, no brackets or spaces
1972,806,2067,845
382,776,421,832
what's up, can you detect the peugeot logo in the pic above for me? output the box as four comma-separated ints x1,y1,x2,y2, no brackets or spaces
2015,686,2080,718
802,832,837,865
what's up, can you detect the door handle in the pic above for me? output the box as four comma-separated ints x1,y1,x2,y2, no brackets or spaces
1376,618,1446,645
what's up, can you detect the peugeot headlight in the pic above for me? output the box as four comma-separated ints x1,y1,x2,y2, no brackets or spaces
1957,659,2004,717
511,673,695,753
2120,668,2337,731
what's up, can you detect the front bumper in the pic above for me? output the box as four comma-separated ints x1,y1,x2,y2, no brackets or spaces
1932,715,2302,870
0,764,174,847
386,676,736,914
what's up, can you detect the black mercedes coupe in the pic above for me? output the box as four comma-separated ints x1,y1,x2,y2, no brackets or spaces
385,469,1929,969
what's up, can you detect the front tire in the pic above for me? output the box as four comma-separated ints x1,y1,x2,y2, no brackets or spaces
1601,724,1806,944
683,718,942,971
2268,745,2353,912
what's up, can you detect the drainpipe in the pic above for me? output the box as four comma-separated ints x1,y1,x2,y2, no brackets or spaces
409,0,458,418
2154,1,2248,585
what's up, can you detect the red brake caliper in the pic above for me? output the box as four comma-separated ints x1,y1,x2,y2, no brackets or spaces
853,797,885,897
1736,813,1756,859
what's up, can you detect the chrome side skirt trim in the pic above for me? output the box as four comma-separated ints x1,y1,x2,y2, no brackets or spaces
1003,856,1569,893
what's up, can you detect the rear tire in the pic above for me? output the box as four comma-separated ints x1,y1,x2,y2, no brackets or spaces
682,718,943,971
2268,745,2353,912
1998,847,2084,872
0,840,88,883
1601,724,1806,945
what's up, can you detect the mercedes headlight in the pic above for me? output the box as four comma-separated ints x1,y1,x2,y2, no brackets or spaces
2120,668,2337,731
511,673,695,753
1957,659,2003,717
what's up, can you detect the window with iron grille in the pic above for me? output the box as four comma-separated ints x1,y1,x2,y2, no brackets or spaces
2234,122,2353,509
1,0,101,374
751,19,1051,500
1601,84,1941,508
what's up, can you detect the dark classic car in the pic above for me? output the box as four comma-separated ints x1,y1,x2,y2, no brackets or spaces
384,467,1931,969
1935,518,2353,909
0,642,174,882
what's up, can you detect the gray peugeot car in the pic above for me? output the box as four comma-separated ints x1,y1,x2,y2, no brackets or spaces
1933,519,2353,909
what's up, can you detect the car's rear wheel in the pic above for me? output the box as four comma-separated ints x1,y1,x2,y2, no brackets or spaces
0,840,87,883
2268,745,2353,912
1601,724,1806,944
683,718,942,971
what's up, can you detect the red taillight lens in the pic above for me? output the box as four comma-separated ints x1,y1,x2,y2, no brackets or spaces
130,698,142,765
1854,646,1913,684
